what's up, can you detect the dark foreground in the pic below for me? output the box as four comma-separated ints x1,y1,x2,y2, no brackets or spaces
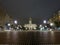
0,30,60,45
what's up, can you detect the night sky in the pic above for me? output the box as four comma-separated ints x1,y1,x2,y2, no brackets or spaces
0,0,60,24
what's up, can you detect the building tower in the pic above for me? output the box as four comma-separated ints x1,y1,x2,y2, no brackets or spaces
29,17,32,24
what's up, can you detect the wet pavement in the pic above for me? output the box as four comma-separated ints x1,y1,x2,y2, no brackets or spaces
0,30,60,44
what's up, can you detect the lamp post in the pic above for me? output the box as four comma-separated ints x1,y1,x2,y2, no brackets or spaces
50,23,55,29
7,23,11,30
14,20,18,30
43,20,48,30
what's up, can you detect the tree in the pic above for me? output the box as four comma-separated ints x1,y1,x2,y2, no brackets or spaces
54,21,60,27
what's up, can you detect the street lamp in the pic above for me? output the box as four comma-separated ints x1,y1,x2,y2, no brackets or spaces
14,20,18,24
43,20,47,24
39,25,42,27
50,23,54,26
7,23,11,26
7,23,11,30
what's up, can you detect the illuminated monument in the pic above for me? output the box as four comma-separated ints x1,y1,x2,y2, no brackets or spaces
24,17,37,30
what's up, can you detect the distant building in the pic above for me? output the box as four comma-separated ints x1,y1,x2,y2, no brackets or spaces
24,17,37,30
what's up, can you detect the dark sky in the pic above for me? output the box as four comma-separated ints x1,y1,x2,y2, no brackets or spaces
0,0,60,24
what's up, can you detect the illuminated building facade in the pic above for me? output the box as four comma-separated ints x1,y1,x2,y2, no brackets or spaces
24,17,37,30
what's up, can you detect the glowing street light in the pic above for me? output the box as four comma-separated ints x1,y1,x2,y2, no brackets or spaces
43,20,47,24
7,23,11,26
14,20,18,24
39,25,42,27
50,23,54,26
45,25,47,27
